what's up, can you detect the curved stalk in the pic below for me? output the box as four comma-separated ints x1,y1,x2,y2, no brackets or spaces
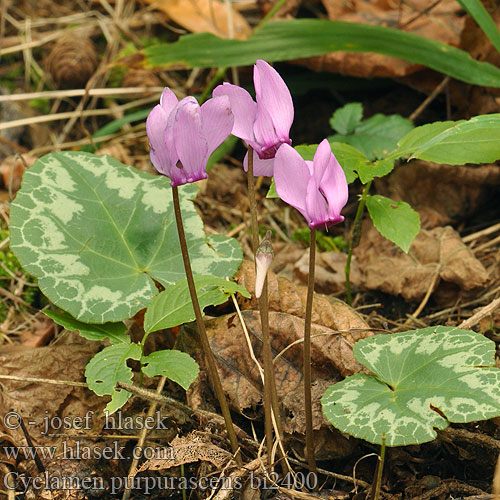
246,147,285,470
304,228,317,474
345,180,372,306
172,186,241,465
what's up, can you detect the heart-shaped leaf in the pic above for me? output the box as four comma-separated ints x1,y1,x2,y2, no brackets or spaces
10,152,242,323
322,326,500,446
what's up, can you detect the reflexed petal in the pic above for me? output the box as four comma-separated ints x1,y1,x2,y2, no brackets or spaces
319,151,349,221
254,60,293,139
311,139,332,186
305,177,328,229
159,88,179,115
213,83,256,142
274,144,309,213
173,100,209,184
146,104,172,175
243,150,275,177
200,95,234,154
253,103,278,154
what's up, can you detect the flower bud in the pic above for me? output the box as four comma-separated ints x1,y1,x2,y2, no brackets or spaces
255,230,274,299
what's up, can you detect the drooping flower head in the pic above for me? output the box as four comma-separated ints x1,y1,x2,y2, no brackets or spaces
146,88,234,187
213,59,293,177
274,140,348,229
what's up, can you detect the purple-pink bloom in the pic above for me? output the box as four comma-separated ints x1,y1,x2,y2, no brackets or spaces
274,139,348,230
146,88,234,187
213,59,293,177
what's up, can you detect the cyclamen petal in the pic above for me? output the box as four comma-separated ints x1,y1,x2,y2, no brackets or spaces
213,59,293,176
200,95,234,154
274,141,348,229
146,88,234,187
212,83,256,143
174,99,209,185
254,60,294,139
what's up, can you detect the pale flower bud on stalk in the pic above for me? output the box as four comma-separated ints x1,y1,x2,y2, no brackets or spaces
255,230,274,299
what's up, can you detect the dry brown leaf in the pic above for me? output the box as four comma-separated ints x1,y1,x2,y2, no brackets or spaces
142,0,251,39
294,0,464,80
374,161,500,229
0,153,37,192
355,222,490,303
293,250,362,294
236,260,369,338
0,339,103,446
137,434,232,473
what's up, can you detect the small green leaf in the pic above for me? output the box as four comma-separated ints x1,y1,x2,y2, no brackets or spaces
330,102,363,135
295,143,359,183
44,310,129,344
322,326,500,446
330,112,414,160
141,350,199,390
144,276,249,333
365,195,420,253
85,343,142,414
387,115,500,164
356,159,394,184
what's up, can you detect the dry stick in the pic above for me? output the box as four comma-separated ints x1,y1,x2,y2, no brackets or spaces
304,228,317,474
122,377,166,500
171,186,241,466
246,147,286,471
246,147,273,468
409,76,450,122
0,87,165,102
458,296,500,330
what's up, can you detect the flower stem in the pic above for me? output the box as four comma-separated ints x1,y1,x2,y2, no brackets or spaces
372,434,386,500
171,185,241,466
345,180,372,306
304,228,317,474
246,146,284,469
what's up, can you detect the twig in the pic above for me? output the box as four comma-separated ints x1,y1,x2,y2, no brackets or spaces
121,377,166,500
405,265,440,324
0,87,166,102
0,95,158,132
0,374,87,387
409,76,450,122
458,297,500,330
463,221,500,243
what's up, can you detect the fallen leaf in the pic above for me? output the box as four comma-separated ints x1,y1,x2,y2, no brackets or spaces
295,0,464,80
0,154,37,192
0,338,103,446
236,260,369,338
137,433,232,473
374,160,500,229
355,222,490,303
142,0,251,39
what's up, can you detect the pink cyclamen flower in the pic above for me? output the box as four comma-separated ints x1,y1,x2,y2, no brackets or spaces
213,59,293,177
274,139,348,229
146,88,234,187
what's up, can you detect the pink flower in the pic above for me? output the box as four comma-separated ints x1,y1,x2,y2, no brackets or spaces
146,88,234,187
213,60,293,177
274,140,348,229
